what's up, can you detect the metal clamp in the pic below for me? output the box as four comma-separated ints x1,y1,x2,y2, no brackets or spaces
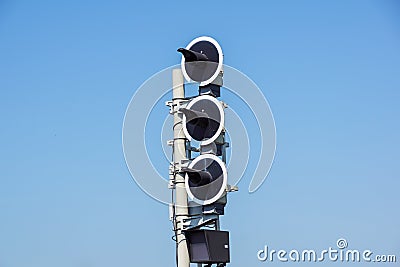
165,99,189,114
226,184,239,192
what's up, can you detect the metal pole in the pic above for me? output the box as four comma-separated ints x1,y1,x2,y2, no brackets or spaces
172,69,190,267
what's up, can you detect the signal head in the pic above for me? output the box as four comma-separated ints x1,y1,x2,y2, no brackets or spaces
180,95,224,145
178,36,223,86
184,154,227,205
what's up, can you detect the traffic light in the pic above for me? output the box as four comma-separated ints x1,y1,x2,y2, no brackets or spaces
178,37,227,206
180,95,224,145
170,36,233,267
183,154,227,206
178,36,223,86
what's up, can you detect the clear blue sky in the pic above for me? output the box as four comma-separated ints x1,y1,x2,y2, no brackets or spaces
0,0,399,266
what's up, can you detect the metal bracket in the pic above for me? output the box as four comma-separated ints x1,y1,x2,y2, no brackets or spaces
168,159,190,172
168,165,175,189
183,214,219,230
165,99,189,114
226,184,239,192
188,146,200,152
